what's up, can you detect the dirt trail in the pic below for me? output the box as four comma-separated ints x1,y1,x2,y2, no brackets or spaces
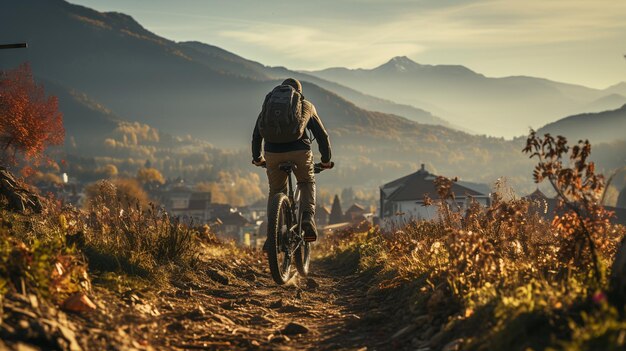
149,261,378,350
67,249,401,351
2,243,420,351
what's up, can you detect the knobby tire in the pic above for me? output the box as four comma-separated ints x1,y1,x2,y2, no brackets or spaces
267,193,293,285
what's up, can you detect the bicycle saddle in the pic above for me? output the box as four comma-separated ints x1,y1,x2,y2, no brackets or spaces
279,162,297,172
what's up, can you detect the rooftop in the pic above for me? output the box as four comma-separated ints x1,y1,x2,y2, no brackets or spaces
346,203,366,213
382,164,487,202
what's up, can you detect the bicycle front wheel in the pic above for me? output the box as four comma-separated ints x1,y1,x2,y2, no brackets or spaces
267,193,294,285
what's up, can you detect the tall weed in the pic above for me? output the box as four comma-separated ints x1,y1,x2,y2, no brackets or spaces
67,180,199,281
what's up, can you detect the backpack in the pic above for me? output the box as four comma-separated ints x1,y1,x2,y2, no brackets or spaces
258,84,309,143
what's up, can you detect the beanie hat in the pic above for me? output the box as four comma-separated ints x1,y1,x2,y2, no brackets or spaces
282,78,302,93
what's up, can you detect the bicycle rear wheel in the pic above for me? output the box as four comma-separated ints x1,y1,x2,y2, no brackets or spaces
267,193,294,285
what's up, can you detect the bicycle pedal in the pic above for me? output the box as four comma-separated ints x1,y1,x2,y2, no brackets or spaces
303,234,317,242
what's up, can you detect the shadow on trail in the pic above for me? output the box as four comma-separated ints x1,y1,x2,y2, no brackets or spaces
311,254,395,350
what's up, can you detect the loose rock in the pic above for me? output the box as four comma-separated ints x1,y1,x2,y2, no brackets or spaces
269,334,290,343
61,293,97,314
442,338,464,351
186,306,206,319
282,322,310,335
207,269,230,285
166,321,185,332
269,299,283,309
306,278,319,290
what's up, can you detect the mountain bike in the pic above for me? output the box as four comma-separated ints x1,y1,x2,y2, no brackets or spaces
264,161,333,285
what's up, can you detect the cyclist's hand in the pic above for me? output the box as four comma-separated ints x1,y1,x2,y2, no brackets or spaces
320,161,333,169
252,157,266,167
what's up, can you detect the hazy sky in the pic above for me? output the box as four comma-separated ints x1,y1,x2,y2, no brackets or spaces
70,0,626,89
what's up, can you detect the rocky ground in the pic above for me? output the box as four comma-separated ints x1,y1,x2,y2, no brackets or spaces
0,243,440,351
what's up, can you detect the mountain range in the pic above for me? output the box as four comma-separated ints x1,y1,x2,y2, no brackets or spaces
538,104,626,144
177,41,453,129
0,0,453,148
307,56,626,138
1,0,625,194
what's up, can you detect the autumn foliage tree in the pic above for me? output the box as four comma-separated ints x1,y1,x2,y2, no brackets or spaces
194,171,263,206
0,63,64,167
136,167,165,185
84,178,151,211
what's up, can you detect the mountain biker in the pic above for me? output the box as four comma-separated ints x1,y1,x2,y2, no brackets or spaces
252,78,332,243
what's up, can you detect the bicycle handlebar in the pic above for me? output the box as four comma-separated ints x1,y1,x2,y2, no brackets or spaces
314,162,334,174
0,43,28,50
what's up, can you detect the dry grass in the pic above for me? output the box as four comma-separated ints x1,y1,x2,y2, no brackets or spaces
0,207,89,304
0,179,204,308
319,133,626,350
65,180,201,283
321,201,625,349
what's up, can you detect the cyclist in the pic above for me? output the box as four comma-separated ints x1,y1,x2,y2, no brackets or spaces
252,78,332,243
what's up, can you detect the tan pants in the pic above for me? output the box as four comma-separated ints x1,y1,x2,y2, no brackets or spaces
265,150,315,215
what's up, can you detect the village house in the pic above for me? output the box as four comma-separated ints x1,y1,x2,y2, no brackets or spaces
159,185,212,224
210,211,251,243
344,203,375,225
185,192,212,223
243,198,267,222
379,164,490,228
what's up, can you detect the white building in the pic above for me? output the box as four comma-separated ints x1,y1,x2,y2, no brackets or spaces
160,186,212,224
379,164,490,228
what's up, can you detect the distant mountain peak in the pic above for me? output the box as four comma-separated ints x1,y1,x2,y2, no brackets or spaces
390,56,416,64
378,56,422,72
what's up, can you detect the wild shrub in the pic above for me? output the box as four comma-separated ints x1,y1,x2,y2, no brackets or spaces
523,131,618,285
0,208,89,303
84,177,151,210
71,180,199,280
395,185,556,308
322,131,626,349
367,132,622,305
